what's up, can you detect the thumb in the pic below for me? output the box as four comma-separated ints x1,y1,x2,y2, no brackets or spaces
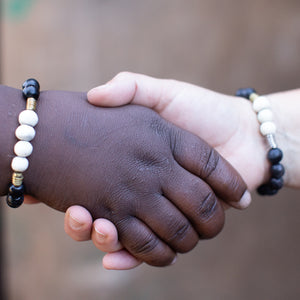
87,72,178,111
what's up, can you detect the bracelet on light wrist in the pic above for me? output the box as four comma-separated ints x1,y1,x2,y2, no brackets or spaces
236,88,285,196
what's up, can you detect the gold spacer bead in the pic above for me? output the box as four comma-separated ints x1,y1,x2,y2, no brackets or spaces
26,98,37,110
12,172,24,187
249,93,259,102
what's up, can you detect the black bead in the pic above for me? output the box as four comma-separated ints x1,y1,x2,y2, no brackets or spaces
6,184,25,208
267,148,283,164
23,85,39,100
6,194,24,208
22,78,40,90
8,184,25,197
235,88,257,99
271,164,285,179
269,177,284,190
257,184,278,196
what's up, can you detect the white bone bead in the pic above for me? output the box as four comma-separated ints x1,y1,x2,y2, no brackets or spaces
11,157,29,172
260,121,276,136
19,110,38,127
14,141,33,157
257,109,273,123
253,96,271,112
15,125,36,141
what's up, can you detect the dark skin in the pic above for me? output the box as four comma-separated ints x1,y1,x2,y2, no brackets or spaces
0,85,247,266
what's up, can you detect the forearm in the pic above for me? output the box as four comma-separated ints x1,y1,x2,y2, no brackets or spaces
268,89,300,188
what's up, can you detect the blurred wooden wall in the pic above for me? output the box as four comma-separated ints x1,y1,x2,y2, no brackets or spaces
2,0,300,299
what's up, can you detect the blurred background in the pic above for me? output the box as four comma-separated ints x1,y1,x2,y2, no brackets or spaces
1,0,300,299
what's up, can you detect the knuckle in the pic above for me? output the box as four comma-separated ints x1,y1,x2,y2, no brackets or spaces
227,176,246,202
201,216,225,240
196,194,225,239
167,222,197,254
130,234,160,256
114,218,175,267
197,191,218,222
201,148,220,179
166,222,192,245
130,236,176,266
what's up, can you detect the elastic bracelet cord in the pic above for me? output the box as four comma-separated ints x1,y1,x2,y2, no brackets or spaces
236,88,285,196
7,79,40,208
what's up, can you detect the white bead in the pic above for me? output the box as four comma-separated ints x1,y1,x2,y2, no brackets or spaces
11,157,29,172
260,121,276,136
14,141,33,157
15,125,36,141
253,96,271,112
19,110,38,127
257,109,273,123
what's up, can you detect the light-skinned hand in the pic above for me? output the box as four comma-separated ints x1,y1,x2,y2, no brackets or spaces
64,72,261,270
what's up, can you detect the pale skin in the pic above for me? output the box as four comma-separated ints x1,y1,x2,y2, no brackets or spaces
29,72,300,270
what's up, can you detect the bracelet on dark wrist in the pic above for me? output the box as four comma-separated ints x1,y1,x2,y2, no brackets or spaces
7,79,40,208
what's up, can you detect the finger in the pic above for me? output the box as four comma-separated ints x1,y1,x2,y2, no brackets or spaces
64,206,93,241
102,250,142,270
87,72,177,111
91,219,123,253
171,128,251,209
136,194,199,253
24,195,40,204
162,165,225,239
221,201,230,210
115,216,176,267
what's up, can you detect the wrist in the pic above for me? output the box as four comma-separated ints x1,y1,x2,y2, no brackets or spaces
237,97,271,190
268,89,300,188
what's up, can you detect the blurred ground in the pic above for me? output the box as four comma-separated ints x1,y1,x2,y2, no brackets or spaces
2,0,300,299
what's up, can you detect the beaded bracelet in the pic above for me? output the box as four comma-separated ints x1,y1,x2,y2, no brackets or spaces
236,88,285,196
6,79,40,208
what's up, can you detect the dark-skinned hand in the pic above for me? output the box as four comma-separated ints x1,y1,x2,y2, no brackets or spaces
0,86,248,266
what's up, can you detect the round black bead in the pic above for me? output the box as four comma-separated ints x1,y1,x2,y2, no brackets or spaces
267,148,283,164
270,177,284,190
8,184,25,197
6,194,24,208
271,164,285,179
7,184,25,208
23,85,40,100
257,184,278,196
22,78,40,90
235,88,257,99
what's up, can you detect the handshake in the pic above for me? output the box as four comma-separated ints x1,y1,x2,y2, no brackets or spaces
2,72,294,270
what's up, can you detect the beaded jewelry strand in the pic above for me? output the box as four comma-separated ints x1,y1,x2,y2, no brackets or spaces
236,88,285,196
7,79,40,208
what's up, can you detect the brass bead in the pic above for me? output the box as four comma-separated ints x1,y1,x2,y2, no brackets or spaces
249,93,259,102
26,98,37,110
12,172,24,187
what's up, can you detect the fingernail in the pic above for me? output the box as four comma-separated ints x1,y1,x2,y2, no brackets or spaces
95,227,107,242
89,80,114,94
88,85,106,97
236,190,252,209
69,214,84,230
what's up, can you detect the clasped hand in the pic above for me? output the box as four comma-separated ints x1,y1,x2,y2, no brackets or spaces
23,74,253,269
